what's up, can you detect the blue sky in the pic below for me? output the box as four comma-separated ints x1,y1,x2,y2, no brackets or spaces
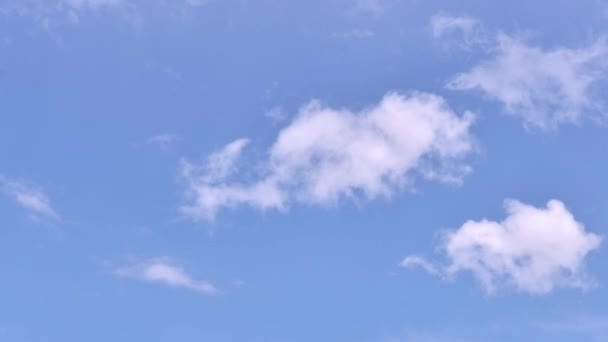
2,0,608,341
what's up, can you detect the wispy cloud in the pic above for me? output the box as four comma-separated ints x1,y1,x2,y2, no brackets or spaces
61,0,125,10
0,0,138,33
403,199,602,295
446,26,608,129
0,0,209,33
538,314,608,341
112,257,217,295
146,134,179,149
180,92,476,221
350,0,393,16
0,175,60,221
185,0,208,7
332,29,375,40
264,106,287,123
429,13,484,49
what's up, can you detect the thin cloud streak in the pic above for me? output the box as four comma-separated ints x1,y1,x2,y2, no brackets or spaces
0,175,60,221
113,258,218,295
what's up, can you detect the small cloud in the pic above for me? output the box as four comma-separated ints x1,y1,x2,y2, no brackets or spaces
351,0,393,16
186,0,208,7
144,61,184,81
0,36,11,47
163,67,183,81
231,279,245,288
61,0,125,10
539,314,608,340
0,175,60,221
146,134,179,149
0,0,212,34
183,138,250,183
429,13,484,49
400,256,443,278
112,257,217,295
332,29,375,40
403,199,602,295
430,13,479,39
264,106,287,123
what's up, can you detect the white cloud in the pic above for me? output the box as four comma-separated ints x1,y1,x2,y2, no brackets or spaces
332,29,375,40
113,258,217,295
448,34,608,129
59,0,207,11
0,176,59,221
430,13,480,45
147,134,179,148
187,138,251,183
264,106,287,123
0,0,135,31
1,0,207,31
180,136,285,220
351,0,392,15
539,315,608,341
186,0,208,7
61,0,125,10
180,92,476,221
400,256,442,278
403,199,602,295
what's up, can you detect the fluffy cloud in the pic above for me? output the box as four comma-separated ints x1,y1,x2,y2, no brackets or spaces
113,258,217,295
180,92,476,221
448,33,608,129
0,176,59,221
403,200,602,294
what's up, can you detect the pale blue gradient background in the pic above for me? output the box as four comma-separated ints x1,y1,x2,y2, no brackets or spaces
1,0,608,341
